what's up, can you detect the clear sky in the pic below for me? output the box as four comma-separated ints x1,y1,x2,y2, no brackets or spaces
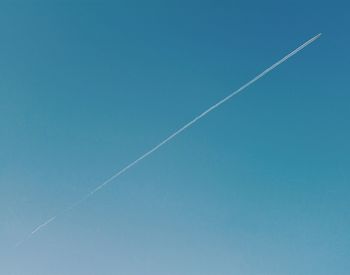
0,1,349,274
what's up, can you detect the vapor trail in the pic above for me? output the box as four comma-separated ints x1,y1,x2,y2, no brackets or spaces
31,216,56,235
19,33,321,245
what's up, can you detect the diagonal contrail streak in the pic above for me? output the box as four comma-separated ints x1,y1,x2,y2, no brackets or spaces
19,33,321,245
31,216,56,235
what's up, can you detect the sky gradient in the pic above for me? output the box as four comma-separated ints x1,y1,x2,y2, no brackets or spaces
1,1,349,274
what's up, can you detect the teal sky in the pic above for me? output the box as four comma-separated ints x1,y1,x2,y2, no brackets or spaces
1,1,349,274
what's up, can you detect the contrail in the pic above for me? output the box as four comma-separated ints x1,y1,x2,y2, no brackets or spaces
18,33,321,245
30,216,56,235
15,216,57,247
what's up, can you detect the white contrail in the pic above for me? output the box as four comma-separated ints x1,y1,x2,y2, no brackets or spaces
14,216,57,247
30,216,56,235
19,33,321,245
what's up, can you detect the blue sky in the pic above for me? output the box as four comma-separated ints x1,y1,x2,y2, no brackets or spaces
0,1,349,274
